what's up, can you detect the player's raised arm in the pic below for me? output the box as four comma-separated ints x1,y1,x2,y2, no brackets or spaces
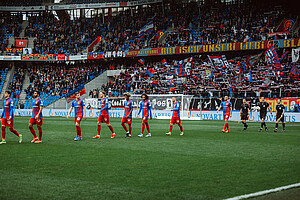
230,102,232,117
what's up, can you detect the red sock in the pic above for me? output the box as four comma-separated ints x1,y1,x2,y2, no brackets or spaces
128,124,132,134
29,127,37,138
9,128,19,137
76,126,81,137
141,123,145,134
179,124,183,132
2,126,6,140
108,125,114,134
169,125,173,132
37,127,42,140
224,123,228,130
97,125,101,135
121,123,128,132
145,123,150,133
226,123,229,130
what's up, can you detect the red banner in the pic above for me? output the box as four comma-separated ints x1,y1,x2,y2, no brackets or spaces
67,88,86,103
15,39,27,47
57,54,65,61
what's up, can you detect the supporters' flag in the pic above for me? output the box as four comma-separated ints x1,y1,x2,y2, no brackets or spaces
205,69,214,79
280,51,289,61
155,30,165,39
238,61,246,73
249,71,253,82
208,55,225,71
246,52,263,67
67,88,86,103
151,80,157,85
176,57,193,77
146,68,155,77
292,48,300,63
265,45,282,70
290,65,300,77
166,77,174,85
263,77,271,86
138,21,154,38
138,58,145,65
177,61,186,77
161,59,168,66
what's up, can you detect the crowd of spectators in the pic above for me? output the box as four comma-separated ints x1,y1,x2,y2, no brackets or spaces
0,0,44,6
19,1,295,55
100,56,300,98
0,14,22,54
8,67,25,107
25,13,96,55
25,62,105,100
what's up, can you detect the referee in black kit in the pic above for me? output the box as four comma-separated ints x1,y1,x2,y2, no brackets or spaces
257,97,272,132
240,99,250,131
274,99,285,132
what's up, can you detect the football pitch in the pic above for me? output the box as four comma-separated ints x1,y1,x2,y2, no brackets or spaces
0,116,299,200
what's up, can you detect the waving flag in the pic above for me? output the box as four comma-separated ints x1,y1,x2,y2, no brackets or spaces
265,45,282,70
146,68,155,77
238,61,246,73
290,65,300,78
280,51,289,61
246,52,263,67
138,21,154,39
208,55,225,71
161,59,168,66
176,57,193,77
138,58,145,65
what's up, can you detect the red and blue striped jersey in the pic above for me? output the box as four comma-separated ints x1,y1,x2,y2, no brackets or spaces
99,97,109,116
71,99,85,118
32,98,43,119
124,100,133,118
220,101,232,115
172,102,180,117
138,100,152,118
1,98,14,119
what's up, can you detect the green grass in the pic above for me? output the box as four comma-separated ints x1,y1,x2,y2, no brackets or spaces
0,116,299,200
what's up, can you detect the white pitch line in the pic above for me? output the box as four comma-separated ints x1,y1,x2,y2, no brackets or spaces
224,183,300,200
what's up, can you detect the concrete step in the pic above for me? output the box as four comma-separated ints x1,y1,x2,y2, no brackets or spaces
19,20,29,38
0,68,14,99
18,71,30,104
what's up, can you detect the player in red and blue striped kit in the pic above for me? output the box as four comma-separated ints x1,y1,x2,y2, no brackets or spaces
137,93,152,137
67,92,86,141
29,91,44,143
166,97,184,136
93,91,115,139
217,96,232,133
121,92,133,138
0,91,22,144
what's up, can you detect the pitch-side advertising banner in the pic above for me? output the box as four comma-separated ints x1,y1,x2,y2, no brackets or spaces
8,109,300,122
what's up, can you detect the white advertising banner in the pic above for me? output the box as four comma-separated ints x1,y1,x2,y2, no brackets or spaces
9,109,300,123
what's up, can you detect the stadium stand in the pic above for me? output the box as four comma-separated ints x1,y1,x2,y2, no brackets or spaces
23,63,106,108
100,59,300,98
